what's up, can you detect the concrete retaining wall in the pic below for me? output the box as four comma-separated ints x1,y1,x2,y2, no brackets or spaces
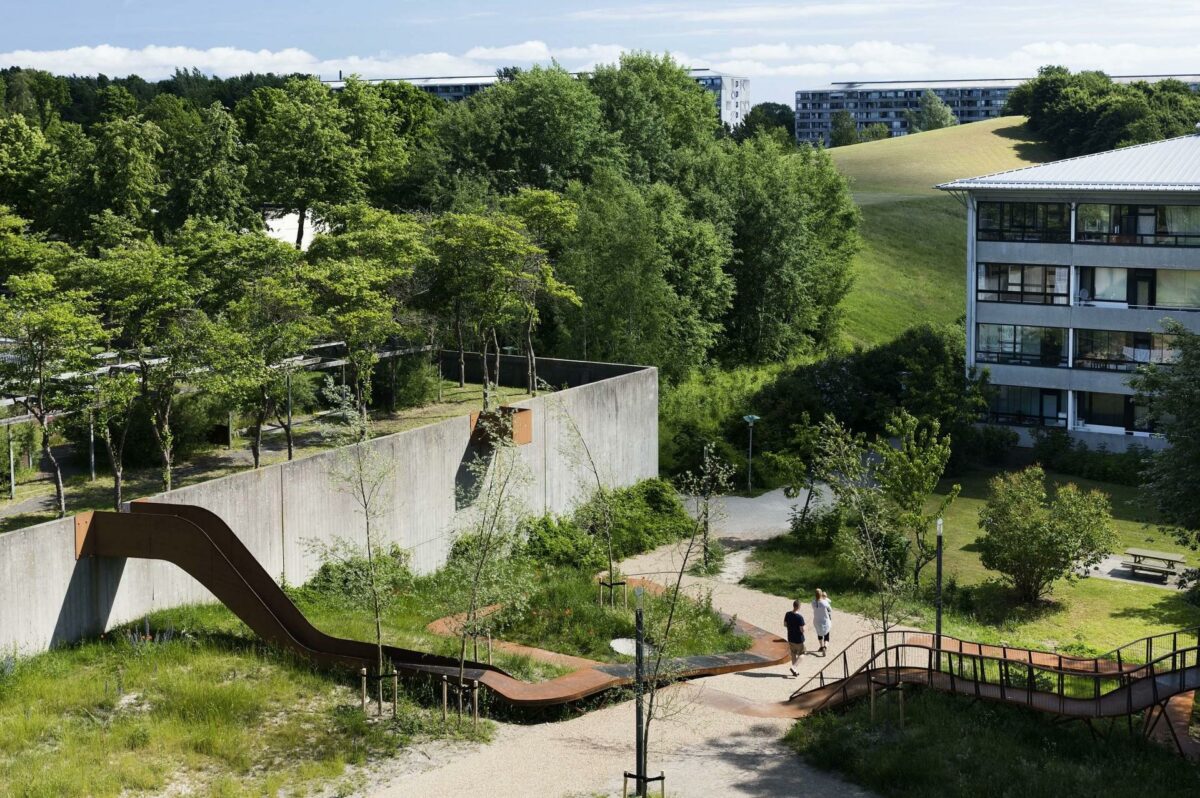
0,357,657,655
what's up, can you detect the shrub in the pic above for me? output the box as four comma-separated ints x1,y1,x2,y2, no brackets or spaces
521,514,604,570
950,424,1018,471
790,503,843,552
571,478,695,563
302,545,413,606
1031,429,1149,486
373,355,439,410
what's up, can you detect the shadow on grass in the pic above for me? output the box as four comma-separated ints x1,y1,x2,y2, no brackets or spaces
943,579,1064,628
1109,591,1200,631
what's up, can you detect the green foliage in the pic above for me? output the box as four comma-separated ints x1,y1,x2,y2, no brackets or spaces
786,688,1200,798
1011,65,1200,156
733,101,796,142
905,89,959,133
1030,428,1149,486
830,110,859,147
790,503,844,553
857,123,891,143
520,514,604,570
977,465,1117,603
1131,321,1200,532
571,478,694,562
301,545,413,607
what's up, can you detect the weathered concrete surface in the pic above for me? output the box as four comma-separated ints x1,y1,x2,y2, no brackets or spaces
0,359,657,655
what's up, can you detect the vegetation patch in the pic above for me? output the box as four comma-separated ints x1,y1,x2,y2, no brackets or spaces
785,688,1200,797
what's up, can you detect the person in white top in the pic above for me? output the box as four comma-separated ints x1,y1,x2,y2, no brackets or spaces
811,588,832,655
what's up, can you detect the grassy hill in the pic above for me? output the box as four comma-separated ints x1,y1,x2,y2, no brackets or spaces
832,116,1056,347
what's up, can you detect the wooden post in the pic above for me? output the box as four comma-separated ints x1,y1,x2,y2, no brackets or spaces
898,682,905,729
442,675,448,724
88,411,96,482
392,671,399,719
377,672,383,716
869,680,876,724
7,423,14,501
472,680,479,729
360,668,367,713
487,631,493,665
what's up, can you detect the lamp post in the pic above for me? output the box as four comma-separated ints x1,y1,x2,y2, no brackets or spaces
743,414,760,493
935,517,944,652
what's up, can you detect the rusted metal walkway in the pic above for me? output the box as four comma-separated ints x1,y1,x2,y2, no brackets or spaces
74,503,789,707
787,629,1200,754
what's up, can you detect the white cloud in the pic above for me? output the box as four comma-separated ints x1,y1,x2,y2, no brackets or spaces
572,2,944,23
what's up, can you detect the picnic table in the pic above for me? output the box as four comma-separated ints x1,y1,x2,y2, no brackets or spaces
1122,548,1187,580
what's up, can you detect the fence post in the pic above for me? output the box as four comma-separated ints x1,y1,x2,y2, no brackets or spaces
392,671,399,719
472,680,480,729
442,675,448,724
360,668,367,713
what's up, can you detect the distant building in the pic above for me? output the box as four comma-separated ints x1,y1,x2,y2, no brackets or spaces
326,68,751,127
938,128,1200,451
796,75,1200,146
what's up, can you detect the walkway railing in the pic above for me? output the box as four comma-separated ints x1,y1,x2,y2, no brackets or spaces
790,628,1200,721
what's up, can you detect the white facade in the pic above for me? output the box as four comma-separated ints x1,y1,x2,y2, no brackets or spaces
940,132,1200,450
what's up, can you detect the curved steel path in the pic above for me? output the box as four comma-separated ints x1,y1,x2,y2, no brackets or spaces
74,503,788,707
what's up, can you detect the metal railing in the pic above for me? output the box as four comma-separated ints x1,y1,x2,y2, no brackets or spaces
790,628,1200,719
1076,232,1200,247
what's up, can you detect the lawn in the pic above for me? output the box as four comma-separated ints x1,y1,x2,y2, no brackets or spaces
745,467,1200,655
829,116,1056,347
786,688,1200,798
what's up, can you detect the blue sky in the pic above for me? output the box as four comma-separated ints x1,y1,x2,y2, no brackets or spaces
5,1,1200,104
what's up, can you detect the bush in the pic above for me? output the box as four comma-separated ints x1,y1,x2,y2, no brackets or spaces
790,503,843,553
950,424,1018,471
572,478,695,564
373,355,439,410
520,514,604,570
302,545,413,606
1031,429,1149,486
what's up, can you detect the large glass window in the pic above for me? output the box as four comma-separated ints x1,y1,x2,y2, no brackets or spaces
977,202,1069,243
989,386,1066,427
977,264,1069,304
1073,330,1179,371
1155,270,1200,309
1076,392,1153,432
1077,267,1127,303
976,324,1067,367
1076,204,1200,246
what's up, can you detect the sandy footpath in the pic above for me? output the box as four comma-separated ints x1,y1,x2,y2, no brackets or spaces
368,487,877,798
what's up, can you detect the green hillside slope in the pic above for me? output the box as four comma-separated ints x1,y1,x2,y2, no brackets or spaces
832,116,1055,346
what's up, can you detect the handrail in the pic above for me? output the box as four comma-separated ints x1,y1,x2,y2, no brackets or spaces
790,628,1200,719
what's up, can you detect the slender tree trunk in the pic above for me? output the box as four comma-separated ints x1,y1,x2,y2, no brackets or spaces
39,418,66,518
525,312,536,395
102,434,124,511
455,311,466,388
294,204,307,250
284,421,294,461
251,405,267,469
480,333,490,409
492,327,501,394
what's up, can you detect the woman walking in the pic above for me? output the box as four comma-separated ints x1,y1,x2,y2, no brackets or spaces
812,589,833,655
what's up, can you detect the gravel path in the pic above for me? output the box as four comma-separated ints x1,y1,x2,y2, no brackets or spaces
370,487,877,798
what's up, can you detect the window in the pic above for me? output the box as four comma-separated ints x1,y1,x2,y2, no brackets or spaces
989,386,1066,427
1155,270,1200,309
976,324,1067,367
1077,266,1127,304
1076,204,1200,246
1073,330,1179,371
977,264,1069,304
1076,392,1153,432
977,202,1069,242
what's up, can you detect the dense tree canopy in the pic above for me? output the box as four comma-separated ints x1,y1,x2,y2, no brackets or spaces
1007,66,1200,156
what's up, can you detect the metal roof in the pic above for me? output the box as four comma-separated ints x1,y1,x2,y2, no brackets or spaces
936,131,1200,193
799,74,1200,94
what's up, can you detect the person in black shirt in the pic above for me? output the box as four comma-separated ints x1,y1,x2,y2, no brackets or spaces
784,599,806,677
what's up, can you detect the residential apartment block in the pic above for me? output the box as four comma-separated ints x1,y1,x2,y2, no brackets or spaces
327,68,750,127
797,75,1200,146
938,130,1200,451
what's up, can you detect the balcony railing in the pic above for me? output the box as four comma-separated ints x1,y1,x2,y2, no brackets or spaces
1076,232,1200,247
978,230,1070,244
988,411,1066,428
977,290,1070,305
976,351,1068,368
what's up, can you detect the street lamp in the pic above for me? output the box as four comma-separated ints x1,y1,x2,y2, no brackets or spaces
935,517,944,652
743,415,760,493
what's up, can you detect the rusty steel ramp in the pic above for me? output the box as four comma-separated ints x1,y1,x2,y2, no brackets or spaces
74,503,789,707
785,629,1200,754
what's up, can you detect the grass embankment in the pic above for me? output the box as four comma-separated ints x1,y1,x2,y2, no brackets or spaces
830,116,1055,346
0,381,531,535
786,689,1200,797
746,468,1200,655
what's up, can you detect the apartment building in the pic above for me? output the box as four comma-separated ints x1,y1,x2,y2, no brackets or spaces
938,129,1200,451
326,68,750,127
797,75,1200,146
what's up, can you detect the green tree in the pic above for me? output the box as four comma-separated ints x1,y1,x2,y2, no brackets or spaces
1131,321,1200,534
977,466,1115,603
0,272,103,516
830,110,859,147
239,77,362,247
858,123,890,143
336,77,409,207
588,52,718,183
872,409,960,586
88,370,140,509
0,114,47,214
87,115,165,233
721,134,859,362
905,90,959,133
734,101,796,143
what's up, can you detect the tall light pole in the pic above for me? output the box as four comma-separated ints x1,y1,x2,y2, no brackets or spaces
743,414,760,493
935,517,944,652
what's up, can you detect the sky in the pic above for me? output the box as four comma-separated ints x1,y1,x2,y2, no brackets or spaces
4,1,1200,105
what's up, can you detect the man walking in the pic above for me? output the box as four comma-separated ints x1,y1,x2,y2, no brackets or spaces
784,599,806,677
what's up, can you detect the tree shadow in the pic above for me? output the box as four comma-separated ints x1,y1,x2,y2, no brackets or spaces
1109,591,1199,630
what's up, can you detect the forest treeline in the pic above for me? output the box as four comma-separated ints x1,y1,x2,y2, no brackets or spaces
0,56,860,378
